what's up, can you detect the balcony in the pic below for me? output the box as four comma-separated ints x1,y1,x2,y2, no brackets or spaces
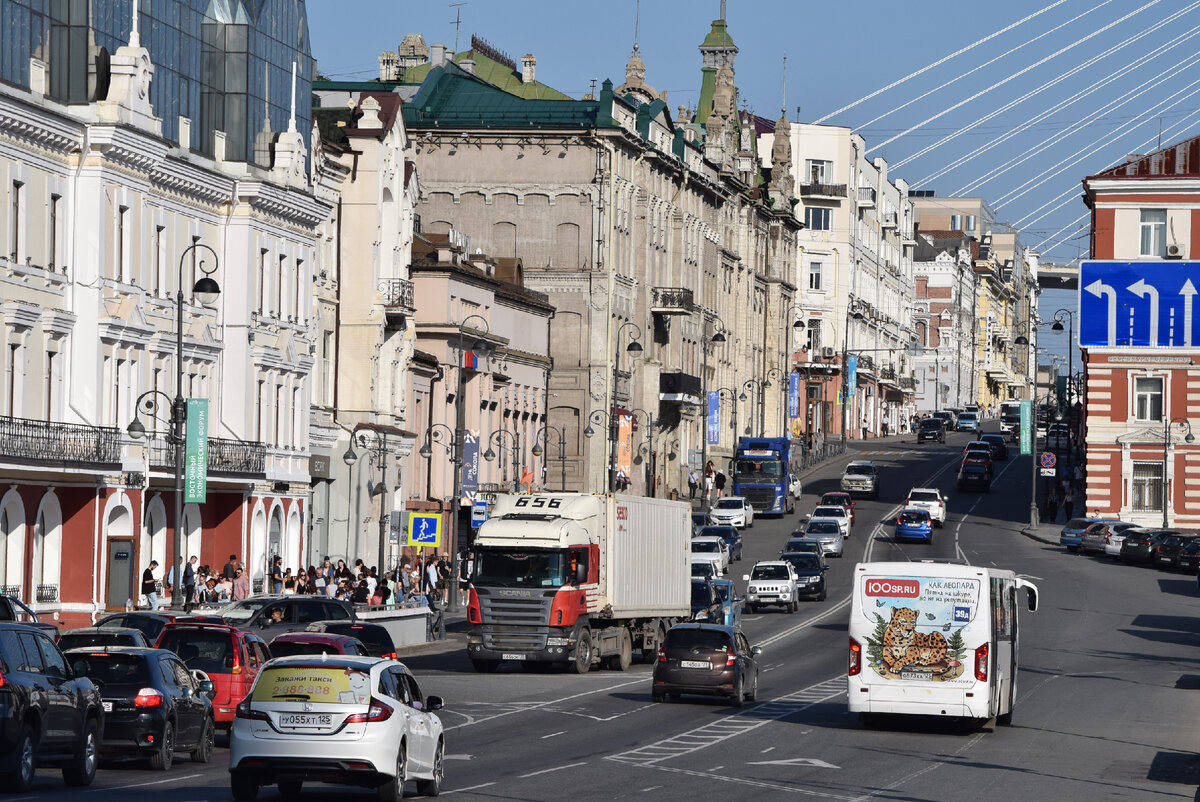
799,182,848,199
380,278,415,328
882,211,898,228
36,584,58,603
149,437,267,475
0,415,122,468
650,287,694,316
899,377,918,390
880,366,897,381
659,372,702,405
857,187,877,207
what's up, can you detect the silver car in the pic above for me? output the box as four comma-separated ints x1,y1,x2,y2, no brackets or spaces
803,519,845,558
229,655,444,801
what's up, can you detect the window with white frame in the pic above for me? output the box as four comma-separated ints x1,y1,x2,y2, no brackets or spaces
1140,209,1167,258
807,320,822,352
804,208,831,231
116,206,131,283
1131,462,1163,512
258,249,269,315
10,181,23,261
804,159,832,184
807,261,823,291
964,214,976,232
49,194,60,269
1134,376,1163,421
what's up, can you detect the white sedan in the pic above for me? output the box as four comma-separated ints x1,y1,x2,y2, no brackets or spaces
690,536,730,574
710,496,755,528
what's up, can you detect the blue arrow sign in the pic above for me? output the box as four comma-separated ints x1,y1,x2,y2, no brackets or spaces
408,513,441,547
1079,260,1200,347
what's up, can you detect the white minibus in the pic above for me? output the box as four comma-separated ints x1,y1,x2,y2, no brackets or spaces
848,561,1038,727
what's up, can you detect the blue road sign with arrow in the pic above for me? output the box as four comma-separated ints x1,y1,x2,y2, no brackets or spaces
1079,260,1200,348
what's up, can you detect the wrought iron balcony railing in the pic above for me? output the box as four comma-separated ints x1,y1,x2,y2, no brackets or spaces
799,182,847,198
899,377,918,390
0,415,122,467
650,287,694,314
880,366,897,381
36,584,58,603
0,585,19,597
380,278,415,310
149,436,267,475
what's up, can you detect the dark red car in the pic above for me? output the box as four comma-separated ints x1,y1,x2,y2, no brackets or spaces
267,632,369,657
962,448,994,478
819,492,856,526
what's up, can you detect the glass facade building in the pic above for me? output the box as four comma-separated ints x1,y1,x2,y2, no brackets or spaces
0,0,312,163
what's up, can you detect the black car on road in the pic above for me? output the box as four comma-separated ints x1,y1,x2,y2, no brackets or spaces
1120,529,1177,565
957,462,991,492
1153,533,1199,570
980,433,1010,460
0,623,104,791
64,646,215,770
59,626,151,652
917,418,946,443
651,623,761,706
218,595,355,637
779,552,827,601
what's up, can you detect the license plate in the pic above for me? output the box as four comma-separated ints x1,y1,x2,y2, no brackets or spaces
680,660,710,669
102,701,112,712
502,653,527,660
278,713,331,728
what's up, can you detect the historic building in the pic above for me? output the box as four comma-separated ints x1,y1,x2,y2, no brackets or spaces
911,233,979,413
0,1,324,623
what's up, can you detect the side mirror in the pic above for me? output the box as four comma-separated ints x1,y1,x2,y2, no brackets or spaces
575,563,587,584
199,680,215,696
1026,587,1038,612
741,575,750,582
71,660,90,678
750,646,763,656
822,566,828,572
426,695,444,711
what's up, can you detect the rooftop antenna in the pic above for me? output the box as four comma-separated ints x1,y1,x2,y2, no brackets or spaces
795,105,801,123
720,0,726,21
589,78,597,97
129,0,140,46
450,3,466,52
632,0,641,52
780,53,787,117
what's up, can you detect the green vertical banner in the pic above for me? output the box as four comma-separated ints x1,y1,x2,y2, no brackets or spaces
184,399,209,503
1019,399,1032,456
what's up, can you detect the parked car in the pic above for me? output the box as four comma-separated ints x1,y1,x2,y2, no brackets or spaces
1044,423,1071,452
742,561,800,613
155,622,270,730
229,655,444,800
1103,522,1144,559
96,611,222,643
301,621,398,659
0,623,104,790
1061,517,1120,552
709,496,755,529
955,411,980,432
59,626,151,652
268,633,370,658
957,462,991,492
819,491,857,525
0,595,61,641
651,624,760,706
1176,539,1200,573
930,410,956,430
1079,522,1132,556
779,552,827,601
781,536,823,557
1154,533,1200,570
980,433,1010,460
801,518,845,557
219,596,355,637
894,508,934,543
690,536,730,575
690,511,712,537
65,646,214,770
1120,529,1176,565
840,460,880,499
917,417,947,443
698,525,743,562
807,505,851,538
905,487,947,527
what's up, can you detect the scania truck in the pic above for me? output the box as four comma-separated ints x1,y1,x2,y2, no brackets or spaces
465,493,691,674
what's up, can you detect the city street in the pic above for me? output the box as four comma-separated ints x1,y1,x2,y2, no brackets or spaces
17,426,1200,801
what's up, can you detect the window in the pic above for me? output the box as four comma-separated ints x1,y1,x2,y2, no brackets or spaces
1134,377,1163,421
807,320,822,352
276,255,287,319
294,259,304,321
6,343,20,416
965,215,977,232
804,208,831,231
950,214,962,230
807,261,823,291
152,225,165,294
1131,462,1163,512
10,181,22,261
1140,209,1167,257
804,159,832,184
321,332,334,406
258,249,269,314
116,205,130,282
44,352,55,420
48,194,60,269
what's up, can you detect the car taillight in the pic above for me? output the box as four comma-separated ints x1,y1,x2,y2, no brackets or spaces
904,499,910,506
344,699,393,724
382,652,397,660
725,652,737,667
235,698,269,721
974,644,989,682
849,638,862,676
231,643,243,675
657,644,666,664
134,687,163,707
0,668,8,688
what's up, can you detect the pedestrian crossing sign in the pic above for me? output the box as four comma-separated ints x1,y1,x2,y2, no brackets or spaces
408,514,441,548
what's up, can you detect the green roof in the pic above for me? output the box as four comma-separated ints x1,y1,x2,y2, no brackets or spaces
402,50,573,101
403,66,603,129
700,19,736,49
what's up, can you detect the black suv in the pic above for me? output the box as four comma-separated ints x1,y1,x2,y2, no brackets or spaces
917,418,946,443
0,623,104,790
218,595,355,636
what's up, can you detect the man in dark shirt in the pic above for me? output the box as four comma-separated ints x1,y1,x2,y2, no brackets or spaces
183,556,197,607
141,560,159,610
222,554,238,580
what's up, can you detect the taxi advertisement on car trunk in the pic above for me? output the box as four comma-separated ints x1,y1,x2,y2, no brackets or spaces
252,667,371,705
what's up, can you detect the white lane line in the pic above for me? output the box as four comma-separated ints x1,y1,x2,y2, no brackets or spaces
86,774,202,792
520,761,588,778
444,675,647,731
850,732,985,801
444,781,497,795
632,762,858,799
541,730,567,739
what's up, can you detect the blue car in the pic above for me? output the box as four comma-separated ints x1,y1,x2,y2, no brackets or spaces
710,578,744,627
894,508,934,542
1059,517,1120,552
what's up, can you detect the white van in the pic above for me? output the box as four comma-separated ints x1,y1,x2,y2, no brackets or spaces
848,561,1038,727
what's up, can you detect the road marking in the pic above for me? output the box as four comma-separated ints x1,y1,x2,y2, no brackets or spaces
748,757,840,768
444,675,647,731
520,761,587,778
86,774,202,793
541,730,566,739
628,762,858,799
444,753,474,760
445,781,496,795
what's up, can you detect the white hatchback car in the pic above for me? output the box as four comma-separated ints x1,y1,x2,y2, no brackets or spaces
690,537,730,574
710,496,755,529
229,655,444,801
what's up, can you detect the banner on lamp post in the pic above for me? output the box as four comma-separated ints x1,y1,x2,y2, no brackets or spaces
1019,400,1032,455
788,372,800,420
616,413,633,482
460,429,480,506
847,355,858,397
707,391,720,444
184,399,208,503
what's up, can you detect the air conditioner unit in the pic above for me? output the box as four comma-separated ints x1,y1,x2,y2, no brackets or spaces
821,346,837,359
1167,243,1185,259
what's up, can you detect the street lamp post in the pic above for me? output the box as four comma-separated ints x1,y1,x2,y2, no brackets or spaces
740,379,766,437
628,407,656,497
126,242,220,610
531,425,568,491
764,367,785,436
609,322,644,492
1015,320,1040,532
482,429,521,492
1050,309,1076,457
1162,417,1196,528
341,426,401,577
842,298,864,444
418,422,461,609
713,387,739,485
699,322,727,486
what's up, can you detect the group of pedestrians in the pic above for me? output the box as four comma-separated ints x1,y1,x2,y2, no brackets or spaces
1042,467,1082,523
687,461,727,504
140,554,252,609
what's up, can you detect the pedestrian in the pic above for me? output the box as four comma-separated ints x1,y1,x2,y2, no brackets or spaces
459,551,474,607
222,554,238,580
703,461,715,505
861,415,870,440
270,555,284,594
141,560,159,610
232,566,250,600
183,556,197,607
426,557,440,597
714,469,727,499
1063,485,1075,521
1044,486,1060,522
881,412,890,437
687,468,699,501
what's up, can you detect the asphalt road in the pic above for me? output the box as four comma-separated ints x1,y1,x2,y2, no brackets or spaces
20,424,1200,801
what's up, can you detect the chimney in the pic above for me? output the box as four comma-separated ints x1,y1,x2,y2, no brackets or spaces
430,43,447,66
521,53,536,84
378,51,398,81
461,56,475,75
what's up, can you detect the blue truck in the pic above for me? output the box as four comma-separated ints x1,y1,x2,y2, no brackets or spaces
732,437,799,516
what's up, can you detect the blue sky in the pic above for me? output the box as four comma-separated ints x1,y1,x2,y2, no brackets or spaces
306,0,1177,362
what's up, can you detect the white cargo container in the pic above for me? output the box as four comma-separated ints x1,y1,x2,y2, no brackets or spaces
466,493,691,674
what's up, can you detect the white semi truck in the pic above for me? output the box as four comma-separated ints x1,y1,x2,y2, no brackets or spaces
465,493,691,674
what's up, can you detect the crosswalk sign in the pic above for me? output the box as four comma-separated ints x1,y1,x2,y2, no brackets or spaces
408,514,441,548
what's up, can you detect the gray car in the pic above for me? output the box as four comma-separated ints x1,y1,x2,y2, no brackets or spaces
803,519,845,557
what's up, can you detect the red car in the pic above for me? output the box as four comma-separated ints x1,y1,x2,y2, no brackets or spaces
155,622,270,729
962,448,994,478
267,632,370,657
819,492,856,526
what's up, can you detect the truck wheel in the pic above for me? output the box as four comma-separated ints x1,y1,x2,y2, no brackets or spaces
609,628,632,671
569,629,593,674
640,622,666,664
471,659,500,673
